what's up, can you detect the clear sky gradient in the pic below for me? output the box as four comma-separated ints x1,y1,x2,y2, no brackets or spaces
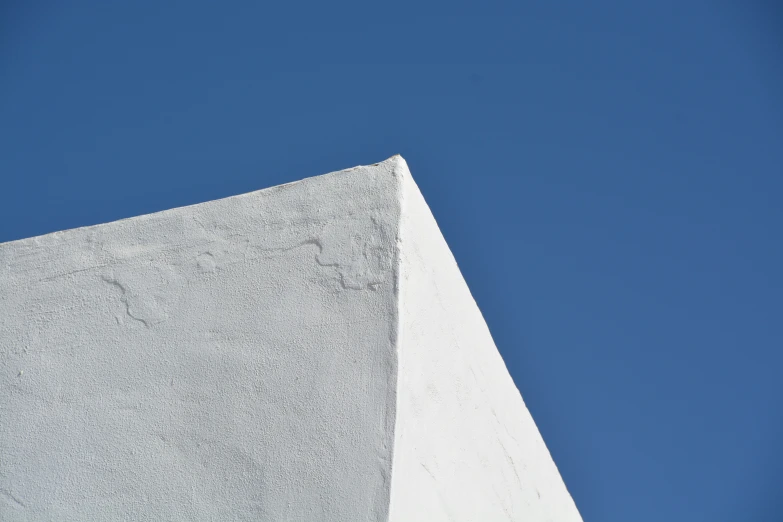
2,1,782,520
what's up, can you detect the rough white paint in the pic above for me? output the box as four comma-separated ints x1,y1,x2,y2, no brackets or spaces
0,156,581,521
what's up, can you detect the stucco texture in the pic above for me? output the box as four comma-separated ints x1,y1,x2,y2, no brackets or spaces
0,156,581,521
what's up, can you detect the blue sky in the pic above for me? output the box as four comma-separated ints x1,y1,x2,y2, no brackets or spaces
2,1,782,520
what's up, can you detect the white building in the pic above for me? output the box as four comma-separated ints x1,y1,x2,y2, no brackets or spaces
0,156,582,521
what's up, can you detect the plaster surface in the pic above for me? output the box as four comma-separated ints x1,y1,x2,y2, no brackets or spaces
389,167,582,521
0,156,581,521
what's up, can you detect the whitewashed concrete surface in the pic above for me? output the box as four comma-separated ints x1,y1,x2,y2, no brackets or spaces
0,156,581,521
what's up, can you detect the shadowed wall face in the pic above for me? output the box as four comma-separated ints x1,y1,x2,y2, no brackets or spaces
0,163,402,521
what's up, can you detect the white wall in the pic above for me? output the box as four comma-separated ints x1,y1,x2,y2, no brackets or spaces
0,160,403,521
389,157,582,521
0,156,582,521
